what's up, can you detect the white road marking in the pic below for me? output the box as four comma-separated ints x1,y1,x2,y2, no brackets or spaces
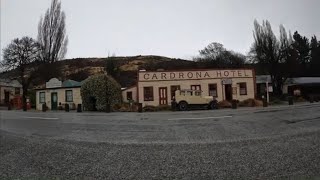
168,116,232,120
24,117,59,120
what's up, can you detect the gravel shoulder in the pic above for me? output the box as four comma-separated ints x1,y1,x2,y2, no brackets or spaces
1,130,320,179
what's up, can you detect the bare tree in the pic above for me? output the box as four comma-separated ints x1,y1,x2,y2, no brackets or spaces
251,20,293,95
38,0,68,63
2,37,40,111
37,0,68,81
195,42,246,68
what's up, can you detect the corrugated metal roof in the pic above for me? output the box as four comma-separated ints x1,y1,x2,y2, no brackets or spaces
286,77,320,85
62,79,82,88
256,75,272,84
0,79,22,87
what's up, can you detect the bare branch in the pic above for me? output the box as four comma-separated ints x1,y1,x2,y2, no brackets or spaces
38,0,67,63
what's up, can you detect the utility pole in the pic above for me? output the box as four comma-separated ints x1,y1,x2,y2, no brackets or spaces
266,81,270,103
105,74,110,113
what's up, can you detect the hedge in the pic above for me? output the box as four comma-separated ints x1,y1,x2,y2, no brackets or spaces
81,74,121,111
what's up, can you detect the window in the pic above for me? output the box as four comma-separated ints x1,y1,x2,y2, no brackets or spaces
191,85,201,90
170,85,180,100
15,88,20,95
39,92,45,103
65,90,73,102
143,87,154,101
180,91,186,96
127,91,133,100
208,84,217,97
195,91,201,96
239,83,247,95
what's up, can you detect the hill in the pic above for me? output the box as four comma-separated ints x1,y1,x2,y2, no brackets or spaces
0,55,258,88
0,55,197,88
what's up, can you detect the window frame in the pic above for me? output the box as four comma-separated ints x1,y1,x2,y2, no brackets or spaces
65,90,73,102
191,85,201,91
14,88,21,95
208,84,218,97
239,82,247,95
39,92,46,103
127,91,133,101
143,86,154,101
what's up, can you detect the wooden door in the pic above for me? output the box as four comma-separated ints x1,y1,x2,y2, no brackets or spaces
159,87,168,105
4,91,10,105
51,92,58,110
225,84,233,101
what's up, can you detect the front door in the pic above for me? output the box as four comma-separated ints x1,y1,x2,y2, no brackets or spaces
51,92,58,110
4,91,10,105
225,84,233,101
159,87,168,105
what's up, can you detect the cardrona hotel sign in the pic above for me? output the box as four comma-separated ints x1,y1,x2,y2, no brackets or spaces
139,69,253,81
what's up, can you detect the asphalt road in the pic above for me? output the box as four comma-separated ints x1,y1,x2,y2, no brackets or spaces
1,103,320,179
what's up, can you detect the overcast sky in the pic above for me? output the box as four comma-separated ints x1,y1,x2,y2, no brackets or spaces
1,0,320,61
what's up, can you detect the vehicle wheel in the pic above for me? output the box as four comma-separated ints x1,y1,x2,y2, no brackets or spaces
209,101,218,110
179,101,188,111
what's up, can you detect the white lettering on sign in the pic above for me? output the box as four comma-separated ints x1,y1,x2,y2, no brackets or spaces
139,70,253,81
46,78,62,88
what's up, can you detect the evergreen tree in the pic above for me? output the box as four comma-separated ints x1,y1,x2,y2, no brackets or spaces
310,36,320,76
292,31,310,75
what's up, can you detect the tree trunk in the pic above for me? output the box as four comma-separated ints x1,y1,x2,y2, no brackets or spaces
22,88,27,111
275,78,284,96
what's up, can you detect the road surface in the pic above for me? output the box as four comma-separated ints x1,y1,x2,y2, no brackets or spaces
1,103,320,179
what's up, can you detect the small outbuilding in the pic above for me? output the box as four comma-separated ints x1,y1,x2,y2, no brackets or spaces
283,77,320,98
0,79,22,106
35,78,83,110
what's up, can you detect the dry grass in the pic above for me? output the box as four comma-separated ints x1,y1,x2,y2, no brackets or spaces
238,98,263,107
218,100,232,108
295,96,306,102
113,103,138,112
143,105,171,112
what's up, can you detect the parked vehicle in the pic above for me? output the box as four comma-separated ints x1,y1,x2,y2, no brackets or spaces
174,89,218,111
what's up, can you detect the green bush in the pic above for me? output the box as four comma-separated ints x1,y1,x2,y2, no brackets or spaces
81,74,121,111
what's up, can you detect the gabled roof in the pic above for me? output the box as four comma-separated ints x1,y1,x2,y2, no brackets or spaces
0,79,22,88
256,75,272,84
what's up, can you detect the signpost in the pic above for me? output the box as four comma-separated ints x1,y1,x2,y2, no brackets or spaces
266,82,269,103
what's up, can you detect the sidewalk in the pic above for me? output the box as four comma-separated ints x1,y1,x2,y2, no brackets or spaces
1,101,319,115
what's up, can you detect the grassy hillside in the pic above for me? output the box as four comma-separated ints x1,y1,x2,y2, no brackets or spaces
0,55,256,88
0,56,196,87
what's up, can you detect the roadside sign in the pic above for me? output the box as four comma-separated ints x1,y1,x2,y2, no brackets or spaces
265,85,273,92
